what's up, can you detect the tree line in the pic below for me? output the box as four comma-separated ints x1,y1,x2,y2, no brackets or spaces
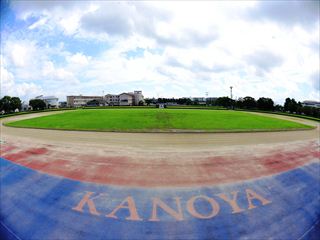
1,95,319,119
145,96,320,118
0,96,48,114
0,96,22,113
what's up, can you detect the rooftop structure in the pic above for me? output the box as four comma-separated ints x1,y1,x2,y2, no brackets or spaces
35,95,59,108
67,95,104,108
105,91,144,106
302,100,320,108
67,91,144,107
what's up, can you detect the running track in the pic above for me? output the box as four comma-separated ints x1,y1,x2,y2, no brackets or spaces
1,111,319,239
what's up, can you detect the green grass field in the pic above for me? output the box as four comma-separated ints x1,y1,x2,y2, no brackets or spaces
5,109,313,132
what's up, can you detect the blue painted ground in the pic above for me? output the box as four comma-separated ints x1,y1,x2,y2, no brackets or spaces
0,157,319,240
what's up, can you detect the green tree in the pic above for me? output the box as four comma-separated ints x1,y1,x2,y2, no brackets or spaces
11,97,22,111
215,97,234,108
145,99,152,105
284,98,298,113
235,98,244,109
274,104,284,112
242,96,257,109
284,98,291,112
184,98,192,105
0,96,12,113
289,98,298,113
312,107,320,118
257,97,274,111
29,99,47,110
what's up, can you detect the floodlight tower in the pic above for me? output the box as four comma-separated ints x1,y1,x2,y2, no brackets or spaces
230,86,234,110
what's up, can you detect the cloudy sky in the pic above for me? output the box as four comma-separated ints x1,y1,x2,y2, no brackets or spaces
1,0,319,104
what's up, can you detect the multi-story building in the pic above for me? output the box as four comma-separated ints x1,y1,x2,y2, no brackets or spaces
67,95,104,107
191,97,206,105
206,97,217,102
67,91,144,107
302,100,320,108
105,90,144,106
119,93,134,106
105,94,120,106
59,101,68,108
35,95,59,108
133,91,144,105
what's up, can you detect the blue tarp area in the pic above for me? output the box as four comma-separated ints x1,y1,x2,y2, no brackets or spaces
0,157,319,240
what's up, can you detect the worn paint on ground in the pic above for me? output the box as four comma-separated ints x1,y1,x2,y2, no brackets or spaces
0,156,319,239
1,141,319,187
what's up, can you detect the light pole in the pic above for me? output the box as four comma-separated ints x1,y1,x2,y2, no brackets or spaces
205,92,208,106
230,86,233,110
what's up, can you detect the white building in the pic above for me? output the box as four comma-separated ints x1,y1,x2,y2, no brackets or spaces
302,100,320,108
21,101,30,111
119,93,134,106
35,95,59,108
105,90,144,106
133,91,144,105
66,90,144,107
191,97,206,105
67,95,104,107
105,94,120,106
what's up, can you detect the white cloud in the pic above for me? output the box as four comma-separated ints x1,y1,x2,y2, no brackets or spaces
9,43,34,67
55,68,76,81
245,50,283,76
246,1,319,28
15,82,43,99
41,61,79,84
0,65,43,99
41,61,55,76
2,1,319,103
311,71,320,91
28,17,48,30
67,53,90,66
1,65,15,93
58,13,81,35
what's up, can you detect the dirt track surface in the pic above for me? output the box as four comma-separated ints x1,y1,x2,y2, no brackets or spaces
1,110,319,151
1,111,319,187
